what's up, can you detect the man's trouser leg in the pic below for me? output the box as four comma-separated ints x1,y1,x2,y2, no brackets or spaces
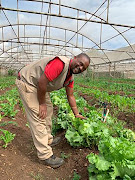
15,79,53,160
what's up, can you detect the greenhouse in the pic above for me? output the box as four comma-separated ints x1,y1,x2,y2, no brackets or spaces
0,0,135,179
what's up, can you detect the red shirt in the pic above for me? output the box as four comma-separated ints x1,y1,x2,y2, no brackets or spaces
44,57,74,88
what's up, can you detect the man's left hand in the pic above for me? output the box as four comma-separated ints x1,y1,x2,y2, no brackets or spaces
75,114,87,119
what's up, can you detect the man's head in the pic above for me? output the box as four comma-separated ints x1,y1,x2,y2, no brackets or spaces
70,53,90,74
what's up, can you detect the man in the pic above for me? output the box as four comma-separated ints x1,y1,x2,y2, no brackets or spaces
16,53,90,168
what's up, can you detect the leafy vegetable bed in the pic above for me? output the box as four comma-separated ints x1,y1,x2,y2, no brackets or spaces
51,89,135,180
0,76,135,180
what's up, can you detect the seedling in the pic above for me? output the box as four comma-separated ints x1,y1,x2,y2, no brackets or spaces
61,152,71,159
72,172,81,180
30,172,44,180
0,129,15,148
26,122,30,128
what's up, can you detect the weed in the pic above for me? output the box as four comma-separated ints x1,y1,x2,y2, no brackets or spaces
61,152,71,159
30,172,44,180
26,122,30,128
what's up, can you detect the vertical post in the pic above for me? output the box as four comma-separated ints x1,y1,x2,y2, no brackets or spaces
2,27,4,53
59,0,61,15
107,0,110,23
92,66,95,81
72,45,73,55
17,46,18,62
24,25,25,52
100,20,102,49
65,29,66,56
76,10,79,47
109,63,111,77
32,49,33,61
49,6,51,44
11,40,12,57
45,29,47,56
0,0,1,13
82,35,83,50
114,63,116,78
17,0,19,44
39,0,44,58
85,12,87,20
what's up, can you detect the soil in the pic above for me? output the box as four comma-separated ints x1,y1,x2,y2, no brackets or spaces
108,91,135,98
0,97,94,180
117,112,135,131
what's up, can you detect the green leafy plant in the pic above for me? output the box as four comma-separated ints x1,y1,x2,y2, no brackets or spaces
72,172,81,180
0,102,18,118
61,152,71,159
0,76,15,90
0,121,18,127
8,69,16,76
51,88,135,179
87,136,135,179
0,129,15,148
30,172,44,180
26,122,30,128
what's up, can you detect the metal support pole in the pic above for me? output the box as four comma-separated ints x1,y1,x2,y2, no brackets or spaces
11,40,12,57
82,35,83,50
92,66,95,81
0,0,1,11
85,12,87,20
100,20,102,49
114,63,116,77
65,29,66,56
2,27,4,53
107,0,109,23
24,25,25,52
49,7,51,44
39,0,44,59
76,10,79,47
17,0,19,43
59,0,61,15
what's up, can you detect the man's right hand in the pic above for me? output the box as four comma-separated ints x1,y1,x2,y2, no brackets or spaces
38,104,47,119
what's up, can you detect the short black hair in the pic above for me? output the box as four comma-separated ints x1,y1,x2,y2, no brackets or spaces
76,53,90,63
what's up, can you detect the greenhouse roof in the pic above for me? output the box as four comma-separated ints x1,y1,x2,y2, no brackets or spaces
0,0,135,70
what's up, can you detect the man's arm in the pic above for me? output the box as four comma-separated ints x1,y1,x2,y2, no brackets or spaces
65,86,86,119
37,73,49,119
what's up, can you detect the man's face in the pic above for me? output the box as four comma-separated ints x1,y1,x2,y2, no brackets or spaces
71,56,90,74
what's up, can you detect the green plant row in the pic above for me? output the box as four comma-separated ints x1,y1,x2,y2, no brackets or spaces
74,84,135,113
0,88,19,148
0,85,20,148
75,76,135,95
0,76,16,90
0,88,20,119
50,89,135,180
